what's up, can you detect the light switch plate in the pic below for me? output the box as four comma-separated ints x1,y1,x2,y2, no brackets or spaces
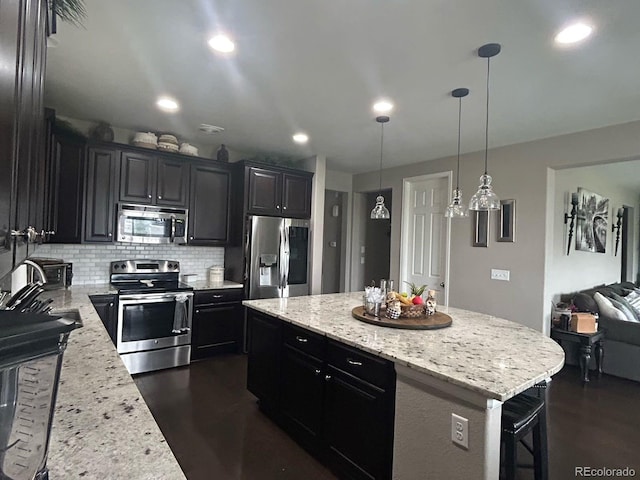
491,269,510,281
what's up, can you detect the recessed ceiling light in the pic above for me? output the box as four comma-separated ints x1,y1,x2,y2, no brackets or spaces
555,22,593,45
156,97,179,112
373,100,394,114
208,34,235,53
293,133,309,144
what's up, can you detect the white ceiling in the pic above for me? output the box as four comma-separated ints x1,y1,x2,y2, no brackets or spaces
45,0,640,173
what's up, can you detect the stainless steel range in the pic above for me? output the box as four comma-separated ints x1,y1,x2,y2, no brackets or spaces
110,260,194,375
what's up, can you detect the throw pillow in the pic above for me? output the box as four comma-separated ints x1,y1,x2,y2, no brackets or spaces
625,291,640,317
609,292,640,322
608,296,639,323
572,292,599,314
593,292,631,322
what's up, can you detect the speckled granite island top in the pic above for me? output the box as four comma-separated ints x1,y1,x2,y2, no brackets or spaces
244,293,565,402
42,286,186,480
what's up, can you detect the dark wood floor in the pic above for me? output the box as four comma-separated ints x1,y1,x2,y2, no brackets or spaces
134,355,640,480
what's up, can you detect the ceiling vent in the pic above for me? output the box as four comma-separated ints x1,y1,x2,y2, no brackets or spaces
199,123,225,134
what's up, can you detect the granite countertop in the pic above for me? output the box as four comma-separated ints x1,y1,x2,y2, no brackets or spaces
184,279,243,290
41,285,186,480
244,293,565,402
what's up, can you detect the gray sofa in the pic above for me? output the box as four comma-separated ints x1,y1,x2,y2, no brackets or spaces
562,282,640,382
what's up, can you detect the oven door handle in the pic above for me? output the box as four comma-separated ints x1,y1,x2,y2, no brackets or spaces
170,215,176,243
119,292,194,303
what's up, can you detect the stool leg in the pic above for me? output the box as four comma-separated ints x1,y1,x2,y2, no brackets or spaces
532,408,549,480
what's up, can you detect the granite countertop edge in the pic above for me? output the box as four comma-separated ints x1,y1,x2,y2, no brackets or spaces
243,294,565,402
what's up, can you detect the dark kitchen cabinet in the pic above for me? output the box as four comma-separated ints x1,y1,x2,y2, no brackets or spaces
191,289,243,360
90,294,118,345
323,341,396,480
85,146,119,242
188,162,231,245
280,326,326,454
245,165,313,218
246,311,396,480
0,0,49,278
247,310,282,410
119,151,189,207
47,129,86,243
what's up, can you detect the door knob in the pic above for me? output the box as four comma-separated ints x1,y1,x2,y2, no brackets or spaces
440,282,445,287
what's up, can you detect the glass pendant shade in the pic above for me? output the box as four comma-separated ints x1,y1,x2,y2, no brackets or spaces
370,195,390,219
469,174,500,211
445,189,469,218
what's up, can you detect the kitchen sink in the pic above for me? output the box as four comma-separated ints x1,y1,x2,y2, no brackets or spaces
49,308,83,326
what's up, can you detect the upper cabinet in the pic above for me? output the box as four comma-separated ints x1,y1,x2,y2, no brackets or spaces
0,0,49,278
246,165,313,218
119,151,189,208
188,162,231,245
85,146,119,242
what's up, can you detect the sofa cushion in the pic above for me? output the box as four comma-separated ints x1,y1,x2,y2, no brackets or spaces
573,292,599,314
606,283,630,297
599,316,640,346
608,296,639,323
594,292,630,322
609,292,640,322
625,291,640,317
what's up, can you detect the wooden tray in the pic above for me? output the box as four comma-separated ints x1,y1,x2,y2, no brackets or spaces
351,306,452,330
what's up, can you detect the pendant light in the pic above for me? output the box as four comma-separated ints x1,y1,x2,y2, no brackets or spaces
469,43,501,211
445,88,470,218
370,115,390,220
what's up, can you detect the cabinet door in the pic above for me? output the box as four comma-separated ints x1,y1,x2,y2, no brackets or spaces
48,131,85,243
85,147,118,242
156,156,189,207
323,365,394,480
90,294,117,345
280,345,325,452
119,150,155,204
188,163,230,245
282,173,312,219
191,302,242,360
247,167,281,216
247,311,281,409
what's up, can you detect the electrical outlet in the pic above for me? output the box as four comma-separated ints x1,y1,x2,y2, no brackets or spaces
491,269,510,281
360,256,365,264
451,413,469,449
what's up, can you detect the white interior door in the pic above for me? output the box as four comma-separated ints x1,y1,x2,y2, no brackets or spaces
400,175,450,305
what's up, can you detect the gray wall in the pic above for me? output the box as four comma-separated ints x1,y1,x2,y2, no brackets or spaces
353,120,640,333
322,190,345,293
363,190,392,285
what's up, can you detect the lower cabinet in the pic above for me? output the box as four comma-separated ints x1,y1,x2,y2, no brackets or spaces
246,309,396,480
90,294,118,345
191,289,243,360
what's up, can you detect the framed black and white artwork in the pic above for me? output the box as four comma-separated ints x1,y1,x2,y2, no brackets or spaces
472,210,489,247
497,199,516,242
575,187,609,253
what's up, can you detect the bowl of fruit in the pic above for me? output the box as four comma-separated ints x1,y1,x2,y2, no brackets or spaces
385,282,428,318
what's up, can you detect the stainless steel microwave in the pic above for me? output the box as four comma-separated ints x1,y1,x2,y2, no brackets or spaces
117,204,188,244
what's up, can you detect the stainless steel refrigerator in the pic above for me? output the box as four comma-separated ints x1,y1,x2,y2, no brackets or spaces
247,216,310,299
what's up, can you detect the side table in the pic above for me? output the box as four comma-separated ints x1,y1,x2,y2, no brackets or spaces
550,328,605,383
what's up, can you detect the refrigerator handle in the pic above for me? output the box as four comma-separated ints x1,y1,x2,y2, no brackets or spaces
282,225,290,289
279,223,287,290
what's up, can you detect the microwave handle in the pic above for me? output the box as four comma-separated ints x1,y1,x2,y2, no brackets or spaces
170,215,176,243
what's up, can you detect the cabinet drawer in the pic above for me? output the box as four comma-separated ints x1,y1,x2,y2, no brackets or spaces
327,341,394,390
283,323,325,360
194,288,243,305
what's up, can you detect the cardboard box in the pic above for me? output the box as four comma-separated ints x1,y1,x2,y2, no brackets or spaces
570,313,597,334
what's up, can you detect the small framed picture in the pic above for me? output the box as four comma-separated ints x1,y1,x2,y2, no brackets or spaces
497,199,516,243
472,211,489,247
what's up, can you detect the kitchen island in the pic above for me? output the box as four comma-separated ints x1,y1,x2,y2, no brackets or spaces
244,292,565,480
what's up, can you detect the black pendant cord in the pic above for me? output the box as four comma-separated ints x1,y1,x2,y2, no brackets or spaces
484,57,491,176
456,97,462,189
378,122,384,194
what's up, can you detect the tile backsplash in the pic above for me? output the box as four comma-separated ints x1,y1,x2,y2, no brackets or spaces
34,244,225,285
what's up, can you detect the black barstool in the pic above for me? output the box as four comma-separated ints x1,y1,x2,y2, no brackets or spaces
500,382,549,480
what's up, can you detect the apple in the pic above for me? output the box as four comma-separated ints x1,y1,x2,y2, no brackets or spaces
412,296,424,305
